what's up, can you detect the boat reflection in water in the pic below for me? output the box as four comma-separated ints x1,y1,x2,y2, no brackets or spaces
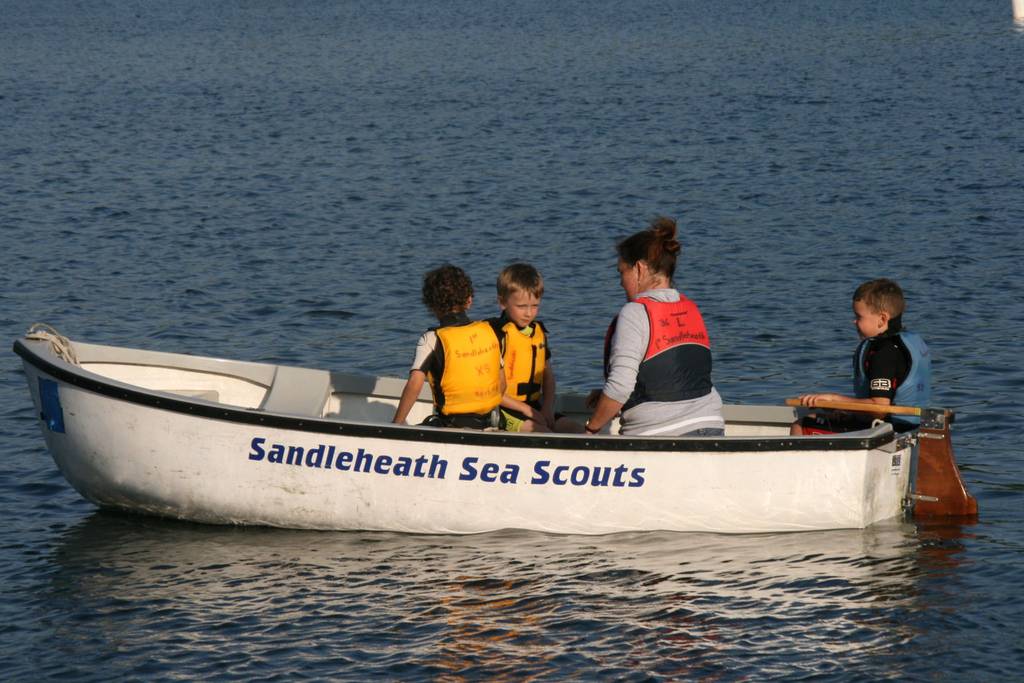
42,513,975,678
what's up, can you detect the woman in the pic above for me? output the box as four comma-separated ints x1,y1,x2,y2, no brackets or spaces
584,217,725,437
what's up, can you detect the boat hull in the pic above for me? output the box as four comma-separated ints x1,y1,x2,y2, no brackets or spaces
18,342,913,535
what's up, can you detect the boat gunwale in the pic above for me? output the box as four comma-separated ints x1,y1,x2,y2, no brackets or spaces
14,339,895,453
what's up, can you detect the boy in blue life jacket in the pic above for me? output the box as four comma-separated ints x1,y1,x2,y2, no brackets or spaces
488,263,583,433
792,278,931,435
392,264,505,430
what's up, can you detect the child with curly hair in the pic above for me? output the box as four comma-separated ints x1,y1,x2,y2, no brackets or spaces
392,264,505,429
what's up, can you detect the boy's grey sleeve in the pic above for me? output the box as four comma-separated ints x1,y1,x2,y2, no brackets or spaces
410,331,437,373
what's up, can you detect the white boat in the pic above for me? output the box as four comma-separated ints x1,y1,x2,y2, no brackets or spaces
13,328,976,535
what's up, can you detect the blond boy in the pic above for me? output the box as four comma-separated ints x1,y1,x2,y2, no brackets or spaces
489,264,583,433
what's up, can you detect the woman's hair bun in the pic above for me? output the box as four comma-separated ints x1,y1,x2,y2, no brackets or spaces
650,216,680,257
617,215,682,280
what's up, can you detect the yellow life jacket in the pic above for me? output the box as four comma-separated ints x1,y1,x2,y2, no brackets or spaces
430,321,502,415
499,320,547,405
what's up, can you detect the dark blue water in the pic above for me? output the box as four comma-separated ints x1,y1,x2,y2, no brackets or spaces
2,0,1023,679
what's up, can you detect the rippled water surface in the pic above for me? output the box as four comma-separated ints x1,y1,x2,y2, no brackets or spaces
2,0,1023,679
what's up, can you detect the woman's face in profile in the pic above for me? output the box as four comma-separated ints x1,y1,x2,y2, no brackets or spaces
617,259,641,301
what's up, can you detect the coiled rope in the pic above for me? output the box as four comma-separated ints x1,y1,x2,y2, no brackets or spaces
25,323,79,365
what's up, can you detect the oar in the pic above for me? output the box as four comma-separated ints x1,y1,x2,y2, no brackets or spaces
784,398,920,416
784,398,978,518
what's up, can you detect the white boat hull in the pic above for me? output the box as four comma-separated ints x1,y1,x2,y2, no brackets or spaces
17,337,914,534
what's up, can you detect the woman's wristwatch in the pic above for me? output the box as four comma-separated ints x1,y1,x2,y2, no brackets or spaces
585,420,600,434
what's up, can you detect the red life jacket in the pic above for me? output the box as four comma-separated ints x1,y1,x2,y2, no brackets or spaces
604,295,713,411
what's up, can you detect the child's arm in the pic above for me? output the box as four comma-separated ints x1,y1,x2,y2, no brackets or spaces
500,394,546,424
801,338,910,408
393,370,427,424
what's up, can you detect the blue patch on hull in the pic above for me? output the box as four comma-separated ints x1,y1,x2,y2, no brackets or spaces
39,378,65,433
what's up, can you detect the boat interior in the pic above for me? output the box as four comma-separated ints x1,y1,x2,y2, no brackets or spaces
32,339,837,438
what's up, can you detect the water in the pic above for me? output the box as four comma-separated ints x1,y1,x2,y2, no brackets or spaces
2,0,1023,678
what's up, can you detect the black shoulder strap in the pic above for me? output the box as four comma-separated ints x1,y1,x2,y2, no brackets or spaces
430,331,446,412
487,316,509,355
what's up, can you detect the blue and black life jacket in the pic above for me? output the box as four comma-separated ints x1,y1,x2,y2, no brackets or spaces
853,330,931,426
